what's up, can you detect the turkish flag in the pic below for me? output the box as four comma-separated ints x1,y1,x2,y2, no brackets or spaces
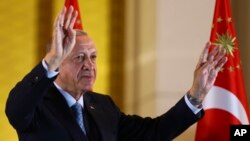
65,0,83,30
195,0,250,141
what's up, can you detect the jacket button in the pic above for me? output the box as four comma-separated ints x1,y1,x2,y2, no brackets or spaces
34,76,39,82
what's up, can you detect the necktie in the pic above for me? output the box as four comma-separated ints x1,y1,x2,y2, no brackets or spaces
71,102,86,134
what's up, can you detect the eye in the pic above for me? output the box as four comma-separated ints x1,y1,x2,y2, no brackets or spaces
91,54,97,62
75,54,84,62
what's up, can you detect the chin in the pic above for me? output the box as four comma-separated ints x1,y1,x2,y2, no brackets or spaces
79,79,94,91
82,84,93,92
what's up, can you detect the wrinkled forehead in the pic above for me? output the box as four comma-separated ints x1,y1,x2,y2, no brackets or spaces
73,35,97,52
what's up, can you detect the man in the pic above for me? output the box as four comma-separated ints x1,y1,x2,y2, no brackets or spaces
6,6,227,141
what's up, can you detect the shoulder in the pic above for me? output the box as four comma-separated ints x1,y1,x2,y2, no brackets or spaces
85,91,112,100
84,91,117,107
84,91,121,113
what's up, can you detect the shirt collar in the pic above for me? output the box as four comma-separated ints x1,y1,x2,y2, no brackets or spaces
54,82,84,108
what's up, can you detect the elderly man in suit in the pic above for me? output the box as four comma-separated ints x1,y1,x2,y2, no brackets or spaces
6,6,227,141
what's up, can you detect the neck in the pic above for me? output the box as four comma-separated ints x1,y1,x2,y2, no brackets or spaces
54,79,84,101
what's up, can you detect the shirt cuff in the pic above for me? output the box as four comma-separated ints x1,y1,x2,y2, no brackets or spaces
42,59,59,78
184,94,202,114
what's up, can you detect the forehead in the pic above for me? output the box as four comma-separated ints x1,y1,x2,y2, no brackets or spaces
73,35,97,52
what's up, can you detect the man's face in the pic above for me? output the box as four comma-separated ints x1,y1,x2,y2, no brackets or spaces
57,35,97,93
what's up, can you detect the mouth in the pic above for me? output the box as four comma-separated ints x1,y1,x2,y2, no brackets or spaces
78,71,95,81
80,75,94,80
81,75,93,78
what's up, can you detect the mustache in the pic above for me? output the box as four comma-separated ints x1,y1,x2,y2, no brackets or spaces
79,71,94,77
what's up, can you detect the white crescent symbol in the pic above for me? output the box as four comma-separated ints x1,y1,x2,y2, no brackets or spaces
203,86,249,124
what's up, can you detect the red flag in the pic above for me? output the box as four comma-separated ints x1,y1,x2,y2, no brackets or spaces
195,0,250,141
65,0,83,30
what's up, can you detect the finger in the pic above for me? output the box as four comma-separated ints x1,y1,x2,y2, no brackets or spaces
68,28,76,42
199,59,213,73
213,48,226,66
200,42,210,63
207,45,220,62
67,24,77,46
69,10,78,29
64,6,74,29
60,7,67,27
215,57,228,72
54,11,62,28
207,68,217,85
66,28,76,51
54,7,66,28
196,42,210,69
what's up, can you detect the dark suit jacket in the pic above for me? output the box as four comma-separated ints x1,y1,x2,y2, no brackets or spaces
5,62,203,141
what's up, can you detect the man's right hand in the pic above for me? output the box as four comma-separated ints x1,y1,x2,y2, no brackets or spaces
44,6,78,71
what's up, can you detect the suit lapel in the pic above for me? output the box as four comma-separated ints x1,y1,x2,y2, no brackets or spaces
44,85,88,141
84,92,116,141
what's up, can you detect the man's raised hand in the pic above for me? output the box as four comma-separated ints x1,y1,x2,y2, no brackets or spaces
45,6,78,71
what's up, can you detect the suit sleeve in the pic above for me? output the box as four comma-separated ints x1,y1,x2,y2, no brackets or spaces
118,97,204,141
5,62,56,131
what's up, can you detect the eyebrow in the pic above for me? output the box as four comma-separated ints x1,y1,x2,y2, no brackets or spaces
76,50,97,55
78,41,94,46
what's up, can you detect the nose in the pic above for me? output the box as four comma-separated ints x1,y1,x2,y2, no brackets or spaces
82,57,93,71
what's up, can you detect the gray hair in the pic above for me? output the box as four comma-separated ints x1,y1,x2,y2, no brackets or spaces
76,30,88,36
